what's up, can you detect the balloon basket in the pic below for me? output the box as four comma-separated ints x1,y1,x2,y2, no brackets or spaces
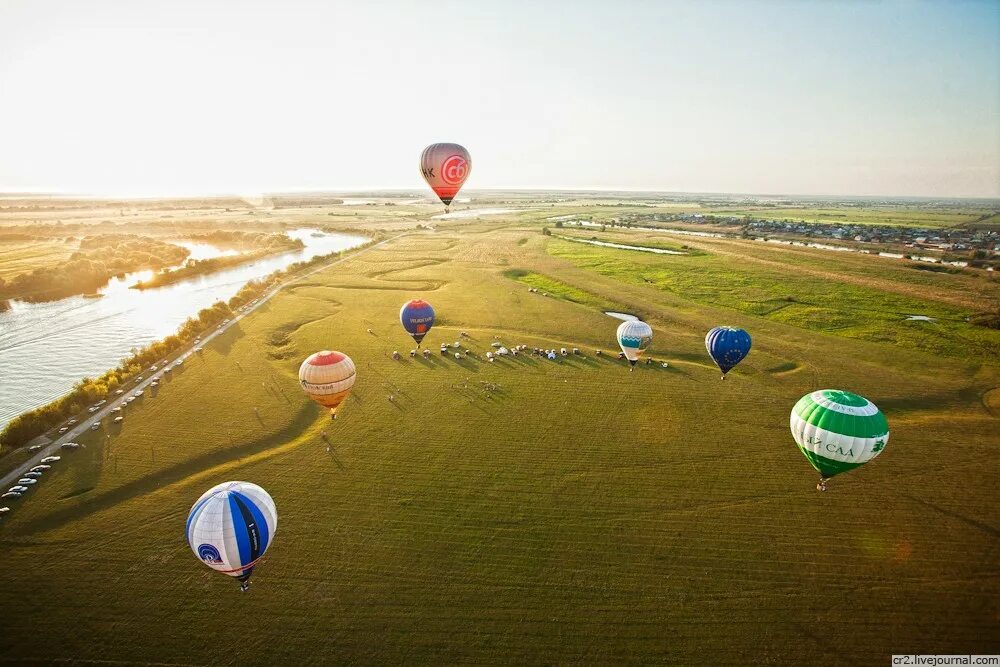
239,581,251,593
816,478,829,492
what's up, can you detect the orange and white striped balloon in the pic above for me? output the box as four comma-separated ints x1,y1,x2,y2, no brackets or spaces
298,350,356,417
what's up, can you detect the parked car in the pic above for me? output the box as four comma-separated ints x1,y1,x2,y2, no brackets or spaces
28,445,43,452
17,479,37,486
61,442,82,450
30,465,51,472
58,427,69,434
90,422,101,431
40,456,61,463
24,472,42,479
1,492,22,499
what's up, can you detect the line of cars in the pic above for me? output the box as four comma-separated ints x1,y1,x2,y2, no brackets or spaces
1,454,64,512
5,349,195,519
57,356,190,436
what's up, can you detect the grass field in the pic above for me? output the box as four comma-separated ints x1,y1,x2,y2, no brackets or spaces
0,239,76,280
0,207,997,664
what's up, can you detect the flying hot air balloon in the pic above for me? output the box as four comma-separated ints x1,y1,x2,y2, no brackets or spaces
790,389,889,491
400,299,435,347
705,326,752,379
616,320,653,370
186,481,277,592
299,350,357,418
420,143,470,211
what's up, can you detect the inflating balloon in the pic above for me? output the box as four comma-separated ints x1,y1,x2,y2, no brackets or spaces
790,389,889,491
705,326,752,379
420,143,470,210
616,320,653,370
299,350,357,418
400,299,435,347
186,481,277,592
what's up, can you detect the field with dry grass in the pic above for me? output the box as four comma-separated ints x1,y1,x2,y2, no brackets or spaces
0,202,996,664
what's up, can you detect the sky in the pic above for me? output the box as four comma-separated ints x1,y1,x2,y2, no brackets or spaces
0,0,997,198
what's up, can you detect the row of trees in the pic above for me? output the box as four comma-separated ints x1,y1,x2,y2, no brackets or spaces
0,236,378,453
183,230,304,252
132,233,305,289
0,234,190,302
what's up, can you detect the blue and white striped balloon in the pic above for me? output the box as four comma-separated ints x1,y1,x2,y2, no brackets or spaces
186,481,277,592
705,326,752,378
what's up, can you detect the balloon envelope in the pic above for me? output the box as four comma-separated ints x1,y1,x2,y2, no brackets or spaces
299,350,357,415
790,390,888,479
705,326,752,376
186,481,277,588
420,143,471,206
616,320,653,365
400,299,435,346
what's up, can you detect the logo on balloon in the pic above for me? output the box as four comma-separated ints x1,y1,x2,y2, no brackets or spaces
440,155,468,185
198,543,223,564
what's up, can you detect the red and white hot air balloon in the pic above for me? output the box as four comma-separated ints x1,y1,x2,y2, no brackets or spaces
420,143,470,211
298,350,356,418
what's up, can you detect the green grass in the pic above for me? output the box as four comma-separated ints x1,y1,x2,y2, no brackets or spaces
0,218,997,664
556,231,706,256
503,268,618,311
547,238,1000,362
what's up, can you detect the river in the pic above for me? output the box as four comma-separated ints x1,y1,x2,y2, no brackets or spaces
0,228,368,430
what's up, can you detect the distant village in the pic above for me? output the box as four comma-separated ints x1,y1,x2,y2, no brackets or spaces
599,211,1000,270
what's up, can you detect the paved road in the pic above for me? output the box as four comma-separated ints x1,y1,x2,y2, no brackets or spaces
0,233,403,496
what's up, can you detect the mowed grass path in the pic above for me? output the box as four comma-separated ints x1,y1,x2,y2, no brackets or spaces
0,224,997,664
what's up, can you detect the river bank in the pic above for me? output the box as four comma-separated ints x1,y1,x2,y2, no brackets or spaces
0,228,369,433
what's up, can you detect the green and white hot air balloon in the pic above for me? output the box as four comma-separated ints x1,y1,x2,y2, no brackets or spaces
790,389,889,491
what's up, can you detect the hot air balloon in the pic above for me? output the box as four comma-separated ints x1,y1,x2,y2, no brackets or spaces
186,481,277,592
616,320,653,370
420,143,470,211
299,350,356,418
705,326,752,379
790,389,889,491
400,299,435,347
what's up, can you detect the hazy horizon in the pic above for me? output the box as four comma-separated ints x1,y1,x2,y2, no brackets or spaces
2,187,1000,203
1,0,998,198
